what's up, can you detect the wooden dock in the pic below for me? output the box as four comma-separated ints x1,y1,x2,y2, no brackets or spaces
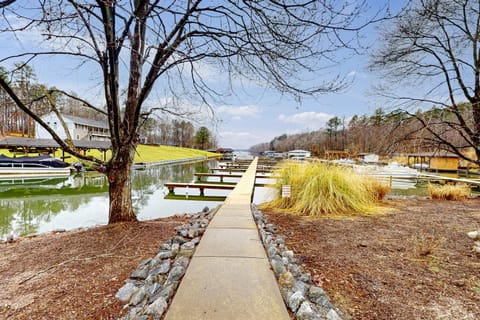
194,172,271,182
164,157,290,320
210,167,271,173
164,181,275,196
164,182,235,196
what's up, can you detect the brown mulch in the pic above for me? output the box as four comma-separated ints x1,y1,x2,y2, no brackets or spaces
0,216,186,320
265,198,480,320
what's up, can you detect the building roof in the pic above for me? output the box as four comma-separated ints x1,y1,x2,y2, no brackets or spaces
43,112,109,129
0,137,111,150
405,152,459,158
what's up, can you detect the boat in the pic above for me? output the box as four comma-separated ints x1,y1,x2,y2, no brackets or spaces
354,162,420,179
0,154,72,177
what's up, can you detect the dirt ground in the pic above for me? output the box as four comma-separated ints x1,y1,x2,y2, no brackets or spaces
265,198,480,320
1,199,480,320
0,216,186,320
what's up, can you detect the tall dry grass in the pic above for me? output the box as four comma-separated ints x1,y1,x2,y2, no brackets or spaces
262,161,391,216
428,183,470,200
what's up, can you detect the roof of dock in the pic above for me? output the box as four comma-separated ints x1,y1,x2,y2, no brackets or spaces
0,137,111,150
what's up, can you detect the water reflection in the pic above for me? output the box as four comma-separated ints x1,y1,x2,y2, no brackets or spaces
0,161,218,240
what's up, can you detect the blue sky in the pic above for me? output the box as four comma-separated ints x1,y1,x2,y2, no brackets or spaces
0,1,403,149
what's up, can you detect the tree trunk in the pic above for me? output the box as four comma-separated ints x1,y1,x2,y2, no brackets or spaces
107,157,137,223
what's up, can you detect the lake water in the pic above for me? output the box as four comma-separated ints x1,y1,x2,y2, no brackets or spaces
0,159,275,240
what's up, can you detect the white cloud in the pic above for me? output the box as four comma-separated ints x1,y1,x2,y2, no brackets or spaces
217,105,261,119
218,131,262,149
278,111,334,129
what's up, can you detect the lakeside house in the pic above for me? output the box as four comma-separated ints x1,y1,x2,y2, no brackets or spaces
36,112,110,141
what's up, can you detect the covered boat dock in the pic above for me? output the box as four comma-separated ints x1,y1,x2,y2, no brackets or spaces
0,137,111,161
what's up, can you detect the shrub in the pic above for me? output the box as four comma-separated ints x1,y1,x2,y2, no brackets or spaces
428,183,470,200
262,161,391,216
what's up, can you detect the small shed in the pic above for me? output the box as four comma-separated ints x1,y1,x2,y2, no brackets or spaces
406,152,459,172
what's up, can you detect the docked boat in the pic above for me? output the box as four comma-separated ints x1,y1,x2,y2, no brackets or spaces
0,155,72,177
354,162,420,179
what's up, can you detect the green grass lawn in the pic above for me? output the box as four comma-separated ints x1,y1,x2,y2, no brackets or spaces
0,144,219,165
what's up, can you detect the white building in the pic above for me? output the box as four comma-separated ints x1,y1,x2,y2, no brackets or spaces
36,112,110,141
287,149,311,159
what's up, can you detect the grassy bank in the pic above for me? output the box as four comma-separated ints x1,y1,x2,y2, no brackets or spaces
0,144,219,165
262,160,390,216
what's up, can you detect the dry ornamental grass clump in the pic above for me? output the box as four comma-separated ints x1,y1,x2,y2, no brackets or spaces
428,183,470,200
262,161,391,216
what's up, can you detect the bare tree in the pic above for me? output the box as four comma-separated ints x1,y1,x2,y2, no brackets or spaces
371,0,480,164
1,0,384,223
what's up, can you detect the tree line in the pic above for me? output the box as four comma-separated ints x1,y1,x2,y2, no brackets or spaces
250,104,475,158
0,64,215,149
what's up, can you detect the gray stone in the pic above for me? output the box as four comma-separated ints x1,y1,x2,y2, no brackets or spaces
191,237,201,245
173,256,190,269
148,283,162,296
267,245,279,258
115,282,138,303
299,272,313,284
160,243,171,251
166,265,186,283
150,260,170,276
271,258,286,276
155,250,171,260
266,223,276,233
327,308,342,320
288,291,305,312
264,232,272,245
171,235,187,245
309,286,333,309
275,236,285,246
171,243,180,257
146,296,168,316
282,250,295,262
202,206,210,213
129,286,147,306
308,286,326,301
139,258,152,266
180,229,189,238
123,307,142,319
199,218,209,228
296,301,318,320
179,241,195,257
292,281,309,295
289,263,301,277
187,228,199,239
130,267,149,280
159,283,177,300
282,257,289,266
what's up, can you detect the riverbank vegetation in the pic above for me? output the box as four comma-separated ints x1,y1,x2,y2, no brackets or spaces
428,183,471,201
262,161,390,216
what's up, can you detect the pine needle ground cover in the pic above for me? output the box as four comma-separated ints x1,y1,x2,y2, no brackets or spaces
262,161,390,216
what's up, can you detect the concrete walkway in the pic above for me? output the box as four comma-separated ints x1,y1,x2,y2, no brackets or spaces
164,157,290,320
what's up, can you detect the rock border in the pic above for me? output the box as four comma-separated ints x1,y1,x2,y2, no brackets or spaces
253,205,343,320
115,206,215,320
